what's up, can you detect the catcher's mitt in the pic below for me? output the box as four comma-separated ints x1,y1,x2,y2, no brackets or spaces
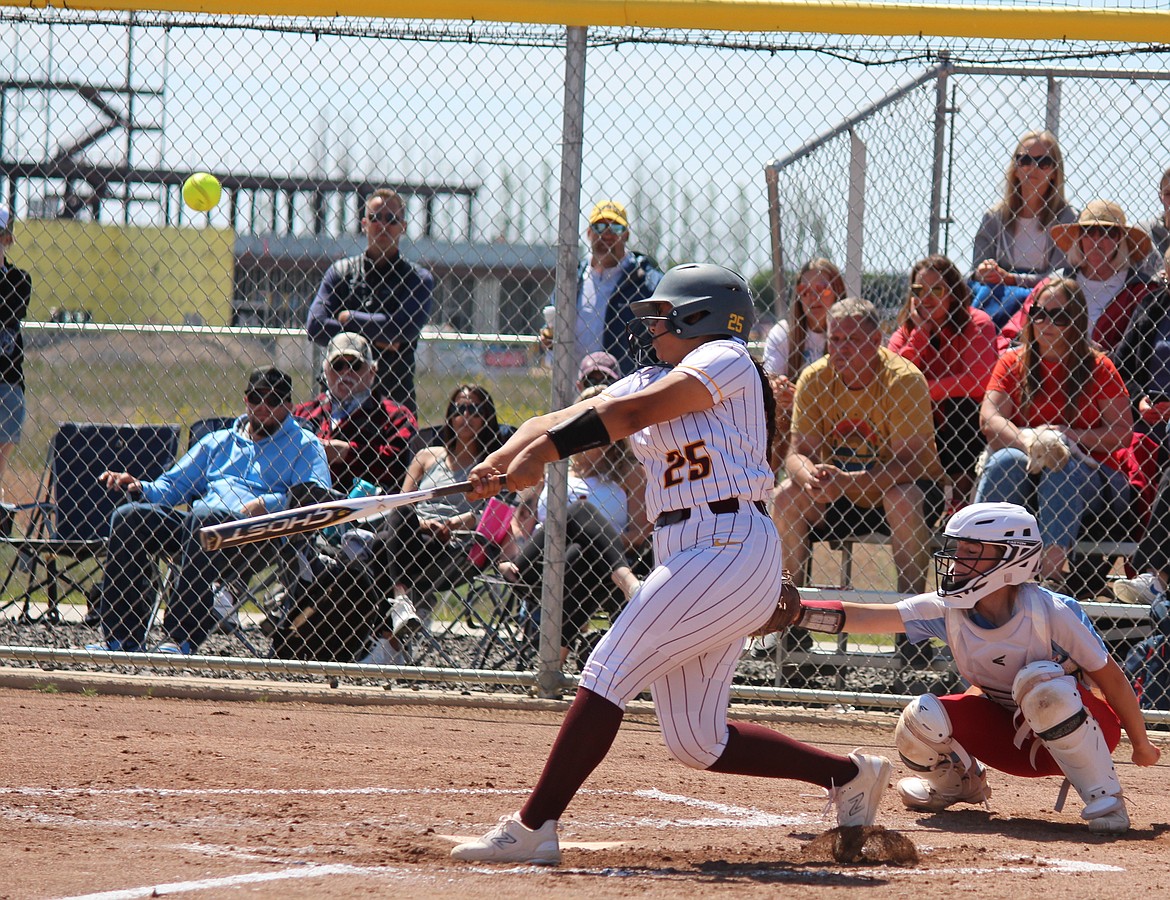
750,570,802,637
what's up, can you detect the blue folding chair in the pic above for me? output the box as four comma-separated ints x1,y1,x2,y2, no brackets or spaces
0,423,180,624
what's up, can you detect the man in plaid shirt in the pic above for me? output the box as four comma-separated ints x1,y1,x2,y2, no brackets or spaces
294,333,417,493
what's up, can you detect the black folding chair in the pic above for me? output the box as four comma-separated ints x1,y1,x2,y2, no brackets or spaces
0,423,180,624
187,415,237,449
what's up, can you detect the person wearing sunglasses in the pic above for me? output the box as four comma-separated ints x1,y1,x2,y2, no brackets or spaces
999,199,1156,355
85,367,331,655
307,188,434,416
970,130,1078,328
293,333,417,494
540,199,663,377
358,385,511,663
888,255,998,507
977,278,1134,583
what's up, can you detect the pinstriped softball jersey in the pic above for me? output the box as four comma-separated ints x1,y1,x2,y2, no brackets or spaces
604,339,773,521
579,340,783,765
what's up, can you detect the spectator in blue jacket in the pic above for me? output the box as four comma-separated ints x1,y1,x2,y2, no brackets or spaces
306,189,434,415
86,367,332,655
543,200,663,376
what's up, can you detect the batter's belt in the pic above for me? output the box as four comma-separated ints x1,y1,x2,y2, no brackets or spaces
655,498,767,528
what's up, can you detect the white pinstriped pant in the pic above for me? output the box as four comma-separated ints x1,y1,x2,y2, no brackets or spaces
580,504,783,769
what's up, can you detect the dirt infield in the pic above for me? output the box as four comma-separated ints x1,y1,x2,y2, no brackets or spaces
1,680,1168,900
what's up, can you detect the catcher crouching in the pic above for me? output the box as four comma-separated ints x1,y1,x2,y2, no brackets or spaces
774,502,1160,834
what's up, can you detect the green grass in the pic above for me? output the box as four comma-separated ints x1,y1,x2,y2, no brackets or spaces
4,340,553,610
12,341,552,500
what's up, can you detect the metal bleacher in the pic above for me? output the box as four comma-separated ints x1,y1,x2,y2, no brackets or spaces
772,533,1151,681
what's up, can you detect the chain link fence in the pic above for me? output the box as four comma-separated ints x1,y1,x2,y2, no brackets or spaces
1,10,1169,716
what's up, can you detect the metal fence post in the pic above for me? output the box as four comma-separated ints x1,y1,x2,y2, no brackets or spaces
928,51,951,256
538,24,588,700
1046,74,1062,137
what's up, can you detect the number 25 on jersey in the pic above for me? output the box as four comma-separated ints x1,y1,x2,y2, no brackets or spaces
664,440,711,487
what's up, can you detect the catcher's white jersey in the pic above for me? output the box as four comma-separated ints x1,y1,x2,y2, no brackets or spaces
605,339,772,520
898,583,1110,709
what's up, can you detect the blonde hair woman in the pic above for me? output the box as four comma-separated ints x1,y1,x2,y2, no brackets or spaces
973,129,1077,289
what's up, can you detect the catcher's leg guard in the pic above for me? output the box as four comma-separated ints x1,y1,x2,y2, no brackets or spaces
894,694,991,812
1012,661,1127,832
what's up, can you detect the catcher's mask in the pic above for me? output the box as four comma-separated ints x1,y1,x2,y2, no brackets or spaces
934,502,1042,608
628,262,755,366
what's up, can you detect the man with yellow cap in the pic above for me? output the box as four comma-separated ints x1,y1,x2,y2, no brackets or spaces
544,199,662,376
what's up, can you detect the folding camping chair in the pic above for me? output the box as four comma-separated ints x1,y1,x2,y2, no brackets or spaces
0,422,180,624
187,415,236,449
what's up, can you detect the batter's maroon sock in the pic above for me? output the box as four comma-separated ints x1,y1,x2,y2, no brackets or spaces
520,687,624,829
708,722,858,788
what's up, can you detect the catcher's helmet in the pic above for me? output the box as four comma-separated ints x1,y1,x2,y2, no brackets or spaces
934,502,1042,608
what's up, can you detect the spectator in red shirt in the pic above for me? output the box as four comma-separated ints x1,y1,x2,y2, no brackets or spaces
294,333,417,493
976,277,1133,581
889,255,998,503
999,200,1155,354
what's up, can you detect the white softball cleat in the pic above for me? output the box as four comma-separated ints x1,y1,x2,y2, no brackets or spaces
450,812,561,864
1084,792,1130,835
897,760,992,813
827,750,892,827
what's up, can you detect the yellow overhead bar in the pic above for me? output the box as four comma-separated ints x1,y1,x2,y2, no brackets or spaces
6,1,1170,44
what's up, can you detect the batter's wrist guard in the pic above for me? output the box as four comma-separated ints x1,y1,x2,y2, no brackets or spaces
797,599,846,634
546,407,611,460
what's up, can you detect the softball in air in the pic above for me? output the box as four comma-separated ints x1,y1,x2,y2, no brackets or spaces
183,172,222,212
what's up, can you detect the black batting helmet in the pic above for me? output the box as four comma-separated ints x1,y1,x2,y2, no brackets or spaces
630,263,755,341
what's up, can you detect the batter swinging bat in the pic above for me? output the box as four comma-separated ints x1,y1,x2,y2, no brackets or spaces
198,478,502,551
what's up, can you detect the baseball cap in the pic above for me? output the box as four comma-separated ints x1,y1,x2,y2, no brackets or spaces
588,200,629,227
0,209,12,236
325,332,375,366
577,351,620,386
245,366,293,404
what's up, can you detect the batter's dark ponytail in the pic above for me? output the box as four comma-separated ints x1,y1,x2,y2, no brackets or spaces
753,356,777,469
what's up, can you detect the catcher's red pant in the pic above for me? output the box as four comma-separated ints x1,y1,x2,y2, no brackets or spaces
940,688,1121,777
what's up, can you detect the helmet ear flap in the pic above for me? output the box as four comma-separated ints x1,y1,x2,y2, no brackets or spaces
640,263,755,341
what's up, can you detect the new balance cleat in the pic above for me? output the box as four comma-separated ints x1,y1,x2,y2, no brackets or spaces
827,750,892,827
450,812,560,865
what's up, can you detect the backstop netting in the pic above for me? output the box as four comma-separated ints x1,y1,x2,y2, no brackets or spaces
0,4,1167,716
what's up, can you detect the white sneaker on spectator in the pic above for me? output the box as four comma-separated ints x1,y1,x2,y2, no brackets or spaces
359,636,408,667
1112,573,1165,605
212,583,240,629
825,750,892,827
450,812,560,864
157,641,192,655
389,596,423,641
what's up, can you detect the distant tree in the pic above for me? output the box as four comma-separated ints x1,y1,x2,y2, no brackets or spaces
861,271,909,321
729,184,753,275
780,183,835,265
495,164,518,242
750,268,777,314
630,162,665,263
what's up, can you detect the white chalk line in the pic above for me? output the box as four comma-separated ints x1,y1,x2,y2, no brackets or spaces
50,862,403,900
0,785,815,830
21,786,1125,897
